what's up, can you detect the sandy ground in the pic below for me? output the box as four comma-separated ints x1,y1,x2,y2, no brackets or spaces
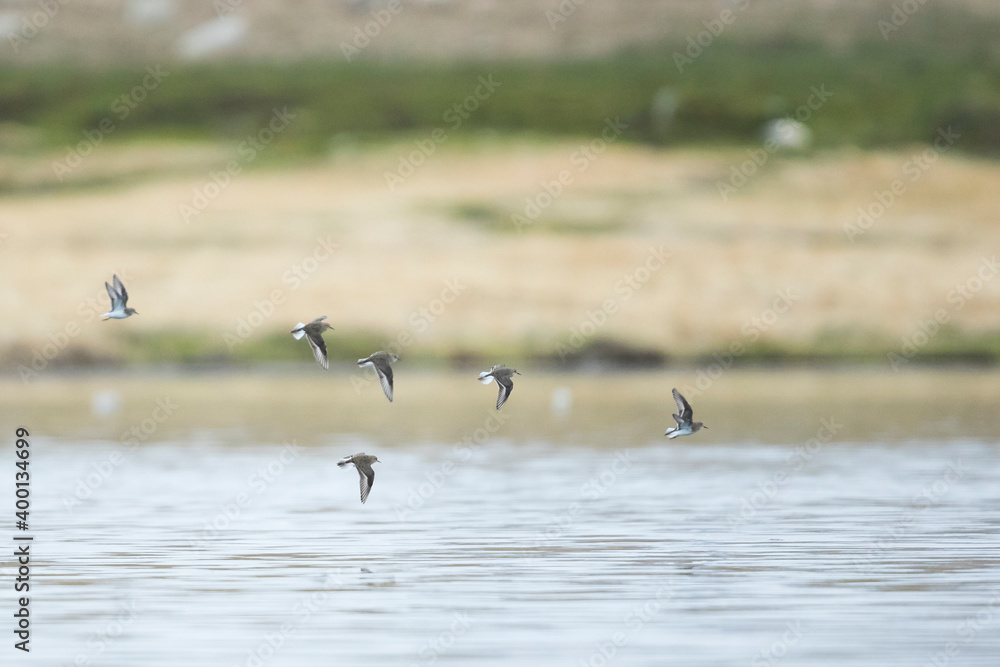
1,137,999,364
4,367,999,444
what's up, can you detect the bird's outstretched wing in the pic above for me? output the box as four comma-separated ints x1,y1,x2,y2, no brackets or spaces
374,361,394,402
359,466,374,504
672,388,693,421
305,331,329,370
105,281,120,309
495,374,514,410
113,275,129,307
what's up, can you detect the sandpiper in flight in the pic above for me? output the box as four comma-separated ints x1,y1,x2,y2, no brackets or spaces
664,388,707,439
338,453,380,504
291,316,333,370
357,351,398,402
479,364,521,410
101,274,138,320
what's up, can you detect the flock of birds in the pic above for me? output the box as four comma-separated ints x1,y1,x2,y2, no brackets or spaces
101,274,707,504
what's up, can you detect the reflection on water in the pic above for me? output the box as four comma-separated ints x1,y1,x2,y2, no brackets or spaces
1,369,999,665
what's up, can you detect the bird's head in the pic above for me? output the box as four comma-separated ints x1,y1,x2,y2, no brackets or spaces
126,308,138,316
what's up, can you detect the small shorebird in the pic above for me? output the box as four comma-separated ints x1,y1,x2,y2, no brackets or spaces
358,351,398,402
338,453,380,504
664,388,707,439
101,274,138,320
291,317,333,370
478,364,521,410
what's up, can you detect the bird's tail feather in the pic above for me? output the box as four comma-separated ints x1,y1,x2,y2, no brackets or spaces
291,323,307,340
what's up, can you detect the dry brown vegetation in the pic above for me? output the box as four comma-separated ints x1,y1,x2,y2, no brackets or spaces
2,137,999,366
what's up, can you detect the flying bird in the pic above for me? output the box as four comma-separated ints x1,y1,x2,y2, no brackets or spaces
478,364,521,410
358,351,398,402
338,453,380,504
101,274,138,320
291,317,333,370
664,388,707,439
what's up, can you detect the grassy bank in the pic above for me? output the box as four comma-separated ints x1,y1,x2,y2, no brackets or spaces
6,325,1000,375
2,32,999,158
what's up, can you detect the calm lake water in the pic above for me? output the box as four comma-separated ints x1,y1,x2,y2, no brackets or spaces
1,368,999,666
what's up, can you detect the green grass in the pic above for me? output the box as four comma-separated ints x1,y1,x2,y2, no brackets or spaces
2,21,999,156
5,325,999,372
447,201,628,236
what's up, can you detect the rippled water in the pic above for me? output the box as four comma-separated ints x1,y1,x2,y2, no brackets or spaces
2,369,999,665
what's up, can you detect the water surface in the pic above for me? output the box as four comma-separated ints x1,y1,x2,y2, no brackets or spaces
2,368,998,666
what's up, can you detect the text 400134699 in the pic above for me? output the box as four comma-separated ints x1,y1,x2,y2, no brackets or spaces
14,426,33,652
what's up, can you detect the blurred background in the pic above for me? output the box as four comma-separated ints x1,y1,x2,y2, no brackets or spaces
2,3,1000,666
0,0,998,371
